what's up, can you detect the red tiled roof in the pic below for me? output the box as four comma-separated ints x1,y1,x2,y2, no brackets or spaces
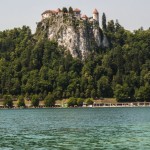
82,15,88,19
42,8,62,15
74,8,81,12
52,10,57,13
93,9,99,14
56,8,62,13
42,10,54,15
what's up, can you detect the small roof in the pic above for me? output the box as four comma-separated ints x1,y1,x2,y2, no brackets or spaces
56,8,62,13
93,9,99,14
82,15,88,19
42,9,61,15
74,8,81,12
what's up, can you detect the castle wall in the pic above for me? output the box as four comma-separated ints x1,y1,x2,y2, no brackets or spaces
93,14,99,22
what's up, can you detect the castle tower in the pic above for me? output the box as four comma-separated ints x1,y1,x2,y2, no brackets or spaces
82,15,88,20
73,8,81,18
93,9,99,22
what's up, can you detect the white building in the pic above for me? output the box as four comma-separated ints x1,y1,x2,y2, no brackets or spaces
41,8,62,20
93,9,99,22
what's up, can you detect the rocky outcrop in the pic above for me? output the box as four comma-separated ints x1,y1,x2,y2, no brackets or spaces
102,34,109,48
35,14,109,59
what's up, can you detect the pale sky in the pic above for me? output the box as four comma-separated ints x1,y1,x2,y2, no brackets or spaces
0,0,150,33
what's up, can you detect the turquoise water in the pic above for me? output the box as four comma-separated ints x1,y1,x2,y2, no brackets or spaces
0,108,150,150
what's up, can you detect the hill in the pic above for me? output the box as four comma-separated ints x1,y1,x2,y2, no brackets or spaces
0,7,150,103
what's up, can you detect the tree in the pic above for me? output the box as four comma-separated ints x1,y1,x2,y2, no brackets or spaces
91,89,96,98
135,85,150,101
85,89,91,98
17,95,25,107
77,98,84,106
67,97,77,107
62,7,68,13
85,98,94,105
75,88,80,98
31,95,39,107
44,93,55,107
107,20,115,33
115,19,121,31
3,95,13,108
114,84,130,101
97,76,113,98
102,13,107,31
69,7,74,14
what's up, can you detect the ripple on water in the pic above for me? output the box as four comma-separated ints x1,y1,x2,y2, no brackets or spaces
0,108,150,149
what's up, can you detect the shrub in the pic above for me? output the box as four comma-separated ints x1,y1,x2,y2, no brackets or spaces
77,98,84,106
67,97,77,107
85,98,94,105
31,95,39,107
44,93,55,107
3,95,13,108
17,96,25,107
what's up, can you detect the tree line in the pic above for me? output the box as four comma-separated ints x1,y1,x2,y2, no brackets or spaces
2,94,94,108
0,14,150,105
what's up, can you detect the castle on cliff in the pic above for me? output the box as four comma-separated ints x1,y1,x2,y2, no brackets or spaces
41,8,99,22
36,7,108,59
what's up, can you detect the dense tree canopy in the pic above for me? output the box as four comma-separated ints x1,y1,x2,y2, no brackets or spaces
0,18,150,102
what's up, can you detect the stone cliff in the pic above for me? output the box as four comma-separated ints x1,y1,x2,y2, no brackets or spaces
35,8,109,59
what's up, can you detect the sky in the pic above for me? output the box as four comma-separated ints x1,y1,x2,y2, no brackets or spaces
0,0,150,33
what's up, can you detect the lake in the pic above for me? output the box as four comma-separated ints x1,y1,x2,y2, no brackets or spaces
0,108,150,150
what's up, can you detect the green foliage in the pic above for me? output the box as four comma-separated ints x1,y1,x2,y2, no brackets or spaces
69,7,74,14
77,98,84,106
17,96,25,107
67,97,77,107
102,13,107,31
3,95,13,107
0,21,150,102
62,7,68,13
97,76,113,98
107,20,115,33
31,95,39,107
44,93,55,107
85,98,94,105
135,85,150,101
114,84,129,101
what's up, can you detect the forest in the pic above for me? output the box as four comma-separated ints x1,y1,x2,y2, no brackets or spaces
0,14,150,106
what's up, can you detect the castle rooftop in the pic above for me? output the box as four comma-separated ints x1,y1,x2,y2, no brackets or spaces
93,9,99,14
42,9,61,15
41,8,99,22
82,15,88,19
73,8,81,12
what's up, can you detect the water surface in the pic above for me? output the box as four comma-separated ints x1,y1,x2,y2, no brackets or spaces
0,108,150,150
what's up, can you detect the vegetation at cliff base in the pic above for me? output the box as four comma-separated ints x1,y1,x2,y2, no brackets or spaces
0,16,150,104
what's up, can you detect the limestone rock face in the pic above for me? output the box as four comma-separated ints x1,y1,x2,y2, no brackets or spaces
102,34,109,48
36,14,108,59
93,27,102,47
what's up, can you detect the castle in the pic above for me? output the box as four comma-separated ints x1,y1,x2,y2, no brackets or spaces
37,8,107,59
41,8,99,22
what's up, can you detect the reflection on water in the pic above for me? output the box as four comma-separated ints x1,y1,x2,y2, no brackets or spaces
0,108,150,149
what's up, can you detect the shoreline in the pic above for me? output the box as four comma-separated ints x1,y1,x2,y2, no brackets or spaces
1,104,150,109
1,99,150,109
